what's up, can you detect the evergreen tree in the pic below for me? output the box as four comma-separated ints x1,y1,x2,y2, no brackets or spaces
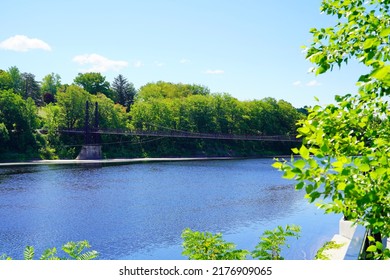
111,74,136,110
21,72,41,105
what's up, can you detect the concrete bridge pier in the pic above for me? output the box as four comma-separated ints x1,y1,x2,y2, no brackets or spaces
75,101,103,160
76,145,102,160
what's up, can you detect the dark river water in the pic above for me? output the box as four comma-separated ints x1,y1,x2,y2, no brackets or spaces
0,158,340,260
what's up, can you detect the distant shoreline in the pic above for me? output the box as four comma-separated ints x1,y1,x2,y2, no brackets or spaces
0,157,237,167
0,156,288,167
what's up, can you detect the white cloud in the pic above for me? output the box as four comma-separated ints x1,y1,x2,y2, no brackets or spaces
0,35,51,52
293,80,322,87
292,80,302,87
133,60,143,68
306,80,322,87
205,69,224,74
73,53,128,72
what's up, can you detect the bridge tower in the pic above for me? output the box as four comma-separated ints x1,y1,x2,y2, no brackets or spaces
76,101,103,160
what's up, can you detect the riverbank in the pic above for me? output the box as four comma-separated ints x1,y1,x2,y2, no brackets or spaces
0,154,295,167
0,157,241,167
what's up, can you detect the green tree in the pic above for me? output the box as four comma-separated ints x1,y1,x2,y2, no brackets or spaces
7,66,23,94
274,0,390,258
259,98,284,135
111,74,136,109
0,90,30,133
241,100,264,135
41,73,61,95
129,87,302,157
185,95,217,133
212,93,244,134
24,97,40,130
277,99,301,135
41,73,61,103
136,81,209,101
21,72,41,105
73,72,111,97
0,90,39,154
92,93,128,129
0,122,9,151
41,103,61,155
42,88,129,158
56,85,91,129
0,69,12,90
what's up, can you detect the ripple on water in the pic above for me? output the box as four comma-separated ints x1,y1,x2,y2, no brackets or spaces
0,159,339,259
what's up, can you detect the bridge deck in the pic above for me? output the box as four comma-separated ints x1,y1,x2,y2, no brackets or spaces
59,128,300,142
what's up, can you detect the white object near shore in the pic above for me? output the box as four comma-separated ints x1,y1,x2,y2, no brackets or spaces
321,217,357,260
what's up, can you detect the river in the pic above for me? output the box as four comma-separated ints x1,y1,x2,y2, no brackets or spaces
0,158,340,260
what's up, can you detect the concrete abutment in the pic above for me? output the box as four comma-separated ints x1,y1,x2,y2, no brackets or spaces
76,145,102,160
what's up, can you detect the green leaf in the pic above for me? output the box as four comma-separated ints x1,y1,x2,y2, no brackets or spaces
24,246,35,260
337,182,346,191
283,170,296,180
375,242,384,251
371,65,390,81
299,145,310,160
297,126,311,135
358,163,370,172
363,37,379,50
272,161,283,169
76,251,99,260
293,159,306,169
308,158,319,168
366,245,378,252
306,184,314,194
316,65,329,75
308,191,321,202
320,144,329,153
367,236,376,242
296,182,304,190
380,28,390,37
376,167,386,176
332,160,344,170
40,248,59,260
291,148,299,154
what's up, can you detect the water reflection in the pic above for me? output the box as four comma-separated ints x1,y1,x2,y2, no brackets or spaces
0,159,339,259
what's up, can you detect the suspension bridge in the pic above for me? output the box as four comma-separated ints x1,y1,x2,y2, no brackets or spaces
60,101,300,159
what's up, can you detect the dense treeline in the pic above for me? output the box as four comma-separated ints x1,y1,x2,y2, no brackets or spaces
0,67,303,160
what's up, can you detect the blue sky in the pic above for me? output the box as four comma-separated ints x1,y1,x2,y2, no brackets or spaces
1,0,366,108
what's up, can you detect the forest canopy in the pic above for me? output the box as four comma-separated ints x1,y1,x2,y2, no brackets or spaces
0,67,304,160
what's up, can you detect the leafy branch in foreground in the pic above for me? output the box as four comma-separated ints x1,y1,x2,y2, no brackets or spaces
0,254,12,260
252,224,301,260
181,228,249,260
1,240,98,260
273,0,390,259
363,235,390,260
314,241,345,260
182,224,301,260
